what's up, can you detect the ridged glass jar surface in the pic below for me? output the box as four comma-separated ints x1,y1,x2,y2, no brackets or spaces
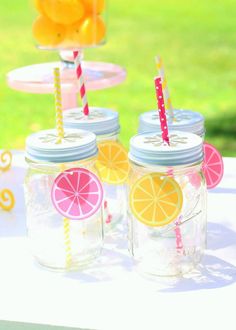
25,157,104,271
128,160,207,276
63,107,128,232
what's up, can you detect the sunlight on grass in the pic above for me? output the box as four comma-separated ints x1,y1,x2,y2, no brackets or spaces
0,0,235,155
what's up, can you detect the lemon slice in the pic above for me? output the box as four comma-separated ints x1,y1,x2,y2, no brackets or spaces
130,173,183,227
96,141,130,185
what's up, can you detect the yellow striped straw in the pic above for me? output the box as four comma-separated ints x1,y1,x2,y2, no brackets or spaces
155,56,174,118
53,68,64,143
63,217,72,268
60,163,72,269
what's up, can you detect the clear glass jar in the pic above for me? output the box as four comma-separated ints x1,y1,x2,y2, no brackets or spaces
128,131,207,276
31,0,107,50
63,107,129,232
24,128,104,271
138,109,205,138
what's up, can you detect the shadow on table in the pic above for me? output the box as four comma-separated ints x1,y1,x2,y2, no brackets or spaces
0,153,27,237
0,320,93,330
210,187,236,194
65,227,133,283
159,254,236,293
208,222,236,250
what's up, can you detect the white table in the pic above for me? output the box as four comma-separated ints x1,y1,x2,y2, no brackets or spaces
0,152,236,330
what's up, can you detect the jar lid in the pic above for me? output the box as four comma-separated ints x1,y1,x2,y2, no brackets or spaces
139,109,205,136
129,131,203,166
26,128,97,163
63,107,120,136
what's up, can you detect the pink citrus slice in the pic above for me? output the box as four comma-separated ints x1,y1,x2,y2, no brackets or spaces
203,143,224,189
51,168,103,220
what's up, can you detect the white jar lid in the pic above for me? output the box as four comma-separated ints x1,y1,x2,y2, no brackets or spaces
139,109,205,136
26,128,97,163
63,107,120,136
129,131,203,166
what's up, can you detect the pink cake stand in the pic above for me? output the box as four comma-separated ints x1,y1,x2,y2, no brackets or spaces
7,56,126,110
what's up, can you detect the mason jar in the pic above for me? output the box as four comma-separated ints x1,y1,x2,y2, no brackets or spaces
138,109,205,138
31,0,107,50
63,107,129,231
24,128,104,271
128,131,207,276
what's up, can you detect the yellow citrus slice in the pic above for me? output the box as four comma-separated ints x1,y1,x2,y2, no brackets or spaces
130,173,183,227
96,141,130,185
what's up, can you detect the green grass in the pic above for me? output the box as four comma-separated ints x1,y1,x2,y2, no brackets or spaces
0,0,236,155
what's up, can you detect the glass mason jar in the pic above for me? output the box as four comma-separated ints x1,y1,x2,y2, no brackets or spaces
63,107,128,231
128,131,207,276
138,109,205,138
24,128,104,271
31,0,107,50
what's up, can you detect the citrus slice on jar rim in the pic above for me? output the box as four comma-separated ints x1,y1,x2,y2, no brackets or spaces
51,168,103,220
203,143,224,189
96,141,130,185
130,173,183,227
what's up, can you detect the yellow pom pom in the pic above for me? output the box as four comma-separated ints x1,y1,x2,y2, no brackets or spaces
32,15,66,46
43,0,85,25
83,0,105,14
72,15,106,46
33,0,46,15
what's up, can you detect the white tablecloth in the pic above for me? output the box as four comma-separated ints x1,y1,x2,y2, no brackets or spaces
0,152,236,330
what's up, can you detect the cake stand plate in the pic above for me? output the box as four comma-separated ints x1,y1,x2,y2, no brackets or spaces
7,61,127,109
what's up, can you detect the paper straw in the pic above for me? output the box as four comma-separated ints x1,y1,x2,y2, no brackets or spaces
63,217,72,267
154,76,170,145
53,68,64,143
73,51,89,116
174,217,184,252
59,164,72,269
104,200,112,224
155,56,174,117
52,70,72,269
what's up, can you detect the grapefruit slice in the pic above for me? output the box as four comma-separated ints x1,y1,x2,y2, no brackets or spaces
96,141,130,185
203,143,224,189
51,168,103,220
130,173,183,227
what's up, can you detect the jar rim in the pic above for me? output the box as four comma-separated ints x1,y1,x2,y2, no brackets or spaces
63,107,120,136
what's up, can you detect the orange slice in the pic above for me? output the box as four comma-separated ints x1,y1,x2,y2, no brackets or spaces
96,141,130,185
130,173,183,227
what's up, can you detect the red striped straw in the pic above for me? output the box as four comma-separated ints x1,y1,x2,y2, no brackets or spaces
154,76,170,145
73,51,89,116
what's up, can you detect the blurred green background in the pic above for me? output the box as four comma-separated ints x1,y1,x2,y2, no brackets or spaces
0,0,236,155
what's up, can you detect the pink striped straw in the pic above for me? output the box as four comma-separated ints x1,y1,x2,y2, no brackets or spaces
73,51,89,116
154,76,170,145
